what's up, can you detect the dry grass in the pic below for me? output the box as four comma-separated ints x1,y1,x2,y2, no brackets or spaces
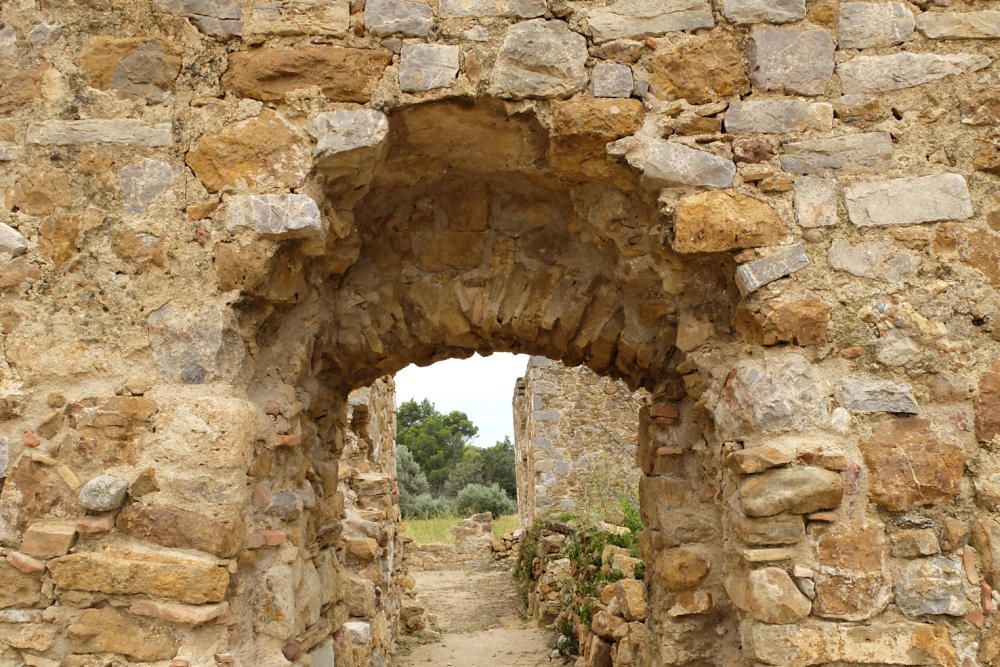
404,514,520,544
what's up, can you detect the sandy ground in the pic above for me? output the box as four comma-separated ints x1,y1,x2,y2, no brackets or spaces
394,569,563,667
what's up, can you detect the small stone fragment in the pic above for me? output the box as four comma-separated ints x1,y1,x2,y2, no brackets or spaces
725,100,832,134
740,466,844,517
747,567,812,623
364,0,433,36
723,0,805,24
735,244,810,294
780,132,892,175
399,44,460,92
78,474,128,512
842,378,918,413
838,2,914,49
21,521,77,558
672,191,785,253
749,26,835,96
838,52,991,95
586,0,714,43
844,174,973,227
592,62,633,98
895,556,968,617
227,194,324,240
490,20,588,99
917,11,1000,39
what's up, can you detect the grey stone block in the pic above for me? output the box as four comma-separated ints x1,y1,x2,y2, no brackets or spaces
780,132,892,175
490,20,588,99
842,378,918,413
364,0,433,37
725,99,832,134
400,44,460,92
844,174,973,227
735,244,810,294
749,27,835,96
228,194,324,239
586,0,713,43
723,0,804,24
838,53,991,95
838,2,914,49
28,120,173,147
592,62,633,98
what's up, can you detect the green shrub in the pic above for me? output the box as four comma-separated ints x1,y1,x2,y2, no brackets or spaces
400,492,453,519
454,482,516,517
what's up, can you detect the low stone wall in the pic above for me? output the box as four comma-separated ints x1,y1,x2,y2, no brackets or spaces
404,513,498,571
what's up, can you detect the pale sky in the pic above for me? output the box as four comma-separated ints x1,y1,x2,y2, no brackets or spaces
394,352,530,447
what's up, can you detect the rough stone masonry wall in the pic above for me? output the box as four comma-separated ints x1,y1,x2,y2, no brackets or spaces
513,356,643,525
0,0,996,665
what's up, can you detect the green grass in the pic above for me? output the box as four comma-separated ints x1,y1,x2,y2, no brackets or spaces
404,514,519,544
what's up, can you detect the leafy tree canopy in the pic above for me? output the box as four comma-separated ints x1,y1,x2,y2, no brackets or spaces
396,399,478,493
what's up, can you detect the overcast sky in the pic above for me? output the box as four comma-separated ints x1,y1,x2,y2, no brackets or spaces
394,352,530,447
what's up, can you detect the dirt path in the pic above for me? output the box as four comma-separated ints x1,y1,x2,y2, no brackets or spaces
394,568,561,666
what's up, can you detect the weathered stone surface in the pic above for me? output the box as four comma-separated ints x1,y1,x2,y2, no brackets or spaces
223,46,391,102
614,579,647,621
780,132,892,175
227,194,324,240
895,556,967,617
611,138,736,188
838,52,991,94
649,34,749,105
812,518,891,620
21,521,77,558
14,166,71,216
147,302,245,384
68,607,178,661
655,547,710,590
77,37,181,102
918,11,1000,39
592,62,632,98
740,467,843,517
490,20,588,99
0,66,44,114
307,109,389,160
0,223,28,257
130,599,229,625
891,529,941,558
736,515,805,546
723,0,804,24
838,2,914,49
744,619,958,666
842,377,918,413
0,561,42,609
585,0,713,43
735,244,810,294
725,100,832,134
441,0,543,17
672,191,785,254
118,503,244,557
364,0,433,36
827,239,920,283
121,159,177,215
844,174,973,227
749,27,835,96
49,549,229,603
400,44,460,92
246,0,349,36
0,622,55,651
186,111,311,193
793,176,837,228
734,297,831,346
860,418,964,510
747,567,812,623
978,370,1000,443
0,437,7,480
27,120,173,146
78,474,128,512
152,0,243,37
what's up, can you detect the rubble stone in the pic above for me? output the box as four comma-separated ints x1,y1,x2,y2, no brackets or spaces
747,567,812,623
917,11,1000,39
895,556,968,617
649,34,749,104
844,174,973,227
780,132,892,175
722,0,804,24
78,474,128,512
725,100,832,134
735,244,810,294
672,191,784,253
364,0,434,36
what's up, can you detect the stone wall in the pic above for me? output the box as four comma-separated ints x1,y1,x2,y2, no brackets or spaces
0,0,996,664
513,357,643,525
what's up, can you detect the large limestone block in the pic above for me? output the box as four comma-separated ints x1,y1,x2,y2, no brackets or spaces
364,0,433,36
672,191,785,253
27,120,173,146
246,0,350,36
749,26,835,95
859,417,964,511
68,607,178,662
186,111,312,193
747,567,811,623
610,138,736,188
48,549,229,603
739,467,843,517
743,620,958,666
223,46,391,102
77,37,181,103
844,174,973,227
780,132,892,175
895,556,968,617
585,0,713,43
649,33,749,104
838,52,991,94
918,10,1000,39
489,20,588,99
400,44,460,92
838,2,914,49
723,0,804,24
725,100,832,134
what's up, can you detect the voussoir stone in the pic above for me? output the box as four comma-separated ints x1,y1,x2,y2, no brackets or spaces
723,0,804,24
649,33,749,104
725,100,832,134
610,138,736,188
838,52,991,95
489,20,588,99
307,109,389,158
78,474,128,512
400,44,460,92
844,174,972,227
223,46,392,102
838,2,914,49
364,0,434,37
585,0,714,43
780,132,892,175
750,26,835,96
672,191,785,254
747,567,812,624
917,10,1000,39
740,466,844,517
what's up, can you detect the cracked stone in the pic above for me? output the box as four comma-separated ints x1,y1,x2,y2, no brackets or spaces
227,194,324,240
307,109,389,157
842,377,918,413
152,0,243,37
895,556,968,617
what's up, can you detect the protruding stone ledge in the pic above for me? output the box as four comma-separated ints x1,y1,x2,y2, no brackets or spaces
735,244,809,294
609,137,736,188
27,120,173,146
844,174,973,227
227,194,324,240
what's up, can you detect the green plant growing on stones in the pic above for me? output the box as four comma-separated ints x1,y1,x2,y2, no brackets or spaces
454,482,516,517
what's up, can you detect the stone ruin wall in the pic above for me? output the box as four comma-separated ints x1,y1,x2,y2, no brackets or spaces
0,0,996,665
513,356,644,525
